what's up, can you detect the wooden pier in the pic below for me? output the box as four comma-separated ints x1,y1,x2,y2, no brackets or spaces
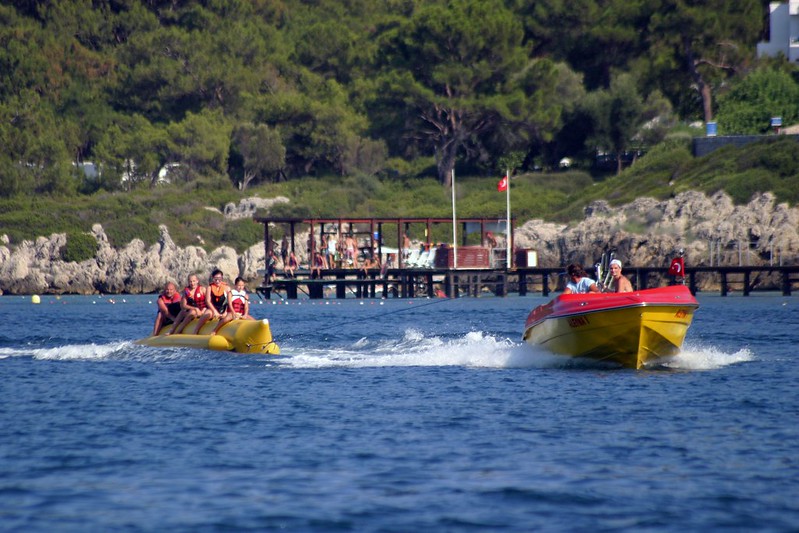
256,265,799,299
252,215,799,299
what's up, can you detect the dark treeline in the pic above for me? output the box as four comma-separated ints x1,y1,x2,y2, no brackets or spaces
0,0,789,196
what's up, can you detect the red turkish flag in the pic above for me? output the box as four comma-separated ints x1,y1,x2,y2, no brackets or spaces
497,176,508,192
668,257,684,276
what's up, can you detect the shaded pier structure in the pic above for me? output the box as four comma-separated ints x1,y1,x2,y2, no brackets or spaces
252,216,799,298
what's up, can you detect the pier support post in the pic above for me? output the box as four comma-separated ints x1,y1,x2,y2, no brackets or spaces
287,282,299,299
518,272,527,296
336,273,346,299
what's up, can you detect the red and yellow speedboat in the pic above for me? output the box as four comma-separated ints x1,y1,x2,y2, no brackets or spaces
522,285,698,368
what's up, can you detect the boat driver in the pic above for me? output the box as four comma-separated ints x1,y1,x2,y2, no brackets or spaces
563,264,600,294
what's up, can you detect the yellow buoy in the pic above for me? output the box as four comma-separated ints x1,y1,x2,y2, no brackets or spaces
31,295,41,304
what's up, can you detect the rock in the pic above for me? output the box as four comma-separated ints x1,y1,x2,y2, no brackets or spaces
223,196,290,220
0,191,797,294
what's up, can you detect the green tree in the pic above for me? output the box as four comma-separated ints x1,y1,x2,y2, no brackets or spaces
167,110,232,180
584,73,645,175
94,114,169,190
375,0,565,186
647,0,762,122
231,123,286,190
715,66,799,134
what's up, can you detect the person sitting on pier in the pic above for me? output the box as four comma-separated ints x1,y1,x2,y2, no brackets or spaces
358,252,377,279
153,282,181,335
311,250,326,279
607,259,633,293
285,251,299,278
230,277,255,320
563,264,599,294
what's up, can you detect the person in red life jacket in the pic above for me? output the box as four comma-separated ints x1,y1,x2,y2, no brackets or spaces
193,269,234,335
153,282,181,335
607,259,633,293
167,273,209,335
230,277,254,320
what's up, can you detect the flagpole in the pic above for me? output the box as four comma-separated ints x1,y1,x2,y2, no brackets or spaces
451,168,458,269
505,169,511,269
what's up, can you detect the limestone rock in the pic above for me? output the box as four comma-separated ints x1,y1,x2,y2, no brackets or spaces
223,196,290,220
0,191,797,294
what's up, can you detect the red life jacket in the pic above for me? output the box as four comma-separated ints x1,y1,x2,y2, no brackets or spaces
184,286,207,310
230,289,247,314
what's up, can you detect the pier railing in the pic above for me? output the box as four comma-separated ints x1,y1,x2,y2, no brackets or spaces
256,265,799,300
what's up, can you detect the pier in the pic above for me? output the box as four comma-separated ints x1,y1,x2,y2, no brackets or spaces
256,265,799,299
253,216,799,299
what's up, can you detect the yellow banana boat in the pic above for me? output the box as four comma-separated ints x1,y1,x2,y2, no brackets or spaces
523,285,698,369
137,317,280,355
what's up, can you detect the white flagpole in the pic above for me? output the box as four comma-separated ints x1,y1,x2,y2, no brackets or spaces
451,168,458,269
505,169,511,269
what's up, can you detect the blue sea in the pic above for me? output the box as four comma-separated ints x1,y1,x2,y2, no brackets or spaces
1,292,798,532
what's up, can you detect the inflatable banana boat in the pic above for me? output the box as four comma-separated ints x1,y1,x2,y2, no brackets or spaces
137,317,280,355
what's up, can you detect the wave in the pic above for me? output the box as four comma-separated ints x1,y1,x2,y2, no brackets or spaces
0,342,202,362
0,332,755,371
277,329,755,371
661,342,755,370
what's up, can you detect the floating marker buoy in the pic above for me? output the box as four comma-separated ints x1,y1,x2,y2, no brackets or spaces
31,295,41,304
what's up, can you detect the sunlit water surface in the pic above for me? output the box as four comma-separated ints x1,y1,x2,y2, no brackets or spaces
1,293,797,531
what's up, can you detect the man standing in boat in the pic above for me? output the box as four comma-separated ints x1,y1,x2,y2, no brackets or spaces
607,259,633,293
563,264,600,294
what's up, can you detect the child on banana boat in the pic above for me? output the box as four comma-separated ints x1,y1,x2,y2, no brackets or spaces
230,277,255,320
166,274,208,335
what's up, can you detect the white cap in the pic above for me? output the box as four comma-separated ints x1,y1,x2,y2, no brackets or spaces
610,259,622,268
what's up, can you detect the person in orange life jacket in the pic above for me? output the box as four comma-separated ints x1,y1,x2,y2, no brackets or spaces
166,274,209,335
153,282,181,335
193,269,234,335
230,277,254,320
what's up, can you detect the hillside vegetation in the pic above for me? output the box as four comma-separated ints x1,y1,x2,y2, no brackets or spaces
2,136,798,254
2,1,798,253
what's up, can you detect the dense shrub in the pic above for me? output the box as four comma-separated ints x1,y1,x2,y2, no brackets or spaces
62,232,98,263
220,219,264,253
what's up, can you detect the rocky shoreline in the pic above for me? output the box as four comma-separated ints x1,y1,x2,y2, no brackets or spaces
1,191,797,295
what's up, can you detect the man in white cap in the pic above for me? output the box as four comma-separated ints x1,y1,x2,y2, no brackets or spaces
608,259,633,293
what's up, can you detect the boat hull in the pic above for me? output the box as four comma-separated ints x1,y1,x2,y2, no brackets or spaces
137,318,280,355
522,286,698,368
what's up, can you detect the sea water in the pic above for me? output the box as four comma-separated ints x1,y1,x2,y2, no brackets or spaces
0,293,797,532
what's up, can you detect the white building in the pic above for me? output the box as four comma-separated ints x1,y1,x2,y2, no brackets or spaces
757,1,799,62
